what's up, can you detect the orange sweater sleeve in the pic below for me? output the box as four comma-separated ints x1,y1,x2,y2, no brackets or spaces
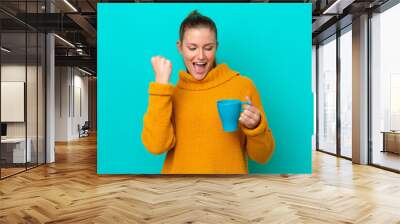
141,82,176,155
240,80,275,164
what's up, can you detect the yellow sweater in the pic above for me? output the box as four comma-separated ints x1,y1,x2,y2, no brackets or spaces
142,64,274,174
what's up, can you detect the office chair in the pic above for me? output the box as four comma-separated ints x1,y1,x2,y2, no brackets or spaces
79,121,90,138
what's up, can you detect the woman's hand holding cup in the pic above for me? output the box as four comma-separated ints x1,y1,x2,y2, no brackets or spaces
151,56,172,84
239,96,261,129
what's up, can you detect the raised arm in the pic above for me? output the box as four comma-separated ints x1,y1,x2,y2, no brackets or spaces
141,56,176,154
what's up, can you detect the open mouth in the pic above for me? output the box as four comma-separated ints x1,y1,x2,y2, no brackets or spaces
193,62,207,75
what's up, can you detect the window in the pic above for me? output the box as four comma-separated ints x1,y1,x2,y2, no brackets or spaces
340,27,352,158
371,2,400,171
317,35,337,154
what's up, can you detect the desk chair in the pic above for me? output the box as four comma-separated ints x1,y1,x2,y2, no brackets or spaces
78,121,90,138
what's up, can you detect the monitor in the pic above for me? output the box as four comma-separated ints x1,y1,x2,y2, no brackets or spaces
1,123,7,137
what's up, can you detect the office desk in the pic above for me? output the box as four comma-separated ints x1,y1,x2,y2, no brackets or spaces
1,138,32,163
381,131,400,154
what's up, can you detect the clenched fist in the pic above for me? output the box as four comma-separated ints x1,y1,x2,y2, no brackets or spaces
151,56,172,84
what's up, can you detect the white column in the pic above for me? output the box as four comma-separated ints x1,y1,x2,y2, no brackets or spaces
312,45,317,151
46,33,55,163
46,1,55,163
352,14,369,164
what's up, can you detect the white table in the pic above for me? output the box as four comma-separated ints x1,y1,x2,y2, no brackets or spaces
1,138,32,163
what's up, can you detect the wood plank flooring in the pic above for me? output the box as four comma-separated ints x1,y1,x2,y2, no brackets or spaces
0,167,26,178
0,135,400,223
372,151,400,171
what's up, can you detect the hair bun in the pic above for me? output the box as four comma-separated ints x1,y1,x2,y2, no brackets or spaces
179,10,218,42
188,10,200,17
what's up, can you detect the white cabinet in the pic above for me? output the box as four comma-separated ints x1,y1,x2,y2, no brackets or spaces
1,138,32,163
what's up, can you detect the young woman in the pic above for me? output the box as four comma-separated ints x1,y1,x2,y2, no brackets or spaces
142,10,274,174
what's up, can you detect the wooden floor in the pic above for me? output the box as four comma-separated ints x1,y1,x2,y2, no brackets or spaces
373,150,400,171
0,167,26,178
1,135,400,223
1,163,45,178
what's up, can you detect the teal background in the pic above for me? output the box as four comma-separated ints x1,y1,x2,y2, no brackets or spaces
98,3,312,174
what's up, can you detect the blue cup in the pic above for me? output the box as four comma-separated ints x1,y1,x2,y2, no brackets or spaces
217,99,250,132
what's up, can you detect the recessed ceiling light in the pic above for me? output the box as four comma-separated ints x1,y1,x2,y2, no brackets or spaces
77,67,93,76
1,47,11,53
63,0,78,12
54,34,75,48
322,0,354,15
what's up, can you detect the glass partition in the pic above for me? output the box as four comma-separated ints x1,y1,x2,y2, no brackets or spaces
1,30,28,177
0,1,46,179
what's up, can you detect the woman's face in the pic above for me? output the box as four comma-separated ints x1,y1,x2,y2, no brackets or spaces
177,27,217,81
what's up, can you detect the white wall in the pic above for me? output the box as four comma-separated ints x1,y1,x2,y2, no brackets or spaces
55,66,89,141
1,65,40,138
55,66,70,141
1,65,26,134
72,73,89,138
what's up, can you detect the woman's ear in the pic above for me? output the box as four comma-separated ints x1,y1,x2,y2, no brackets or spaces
176,40,182,54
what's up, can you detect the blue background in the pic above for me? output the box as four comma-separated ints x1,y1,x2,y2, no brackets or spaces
98,3,312,174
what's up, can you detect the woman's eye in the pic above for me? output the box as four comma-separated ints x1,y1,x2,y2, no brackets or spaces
188,47,196,51
205,47,213,51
